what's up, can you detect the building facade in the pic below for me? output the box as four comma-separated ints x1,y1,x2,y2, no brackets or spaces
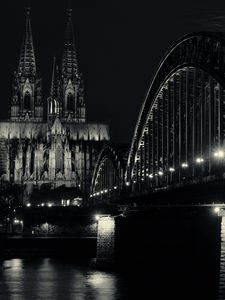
0,8,110,202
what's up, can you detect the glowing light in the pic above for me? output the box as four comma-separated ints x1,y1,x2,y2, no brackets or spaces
113,186,117,190
104,189,108,193
26,203,31,207
158,171,163,176
214,150,225,158
169,167,175,172
48,203,52,207
196,157,204,164
181,163,188,168
100,191,104,194
98,216,115,233
149,174,153,178
95,215,100,221
41,203,44,207
90,194,93,198
126,182,130,186
214,207,220,213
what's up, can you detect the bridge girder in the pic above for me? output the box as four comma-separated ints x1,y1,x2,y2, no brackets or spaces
126,32,225,191
91,32,225,201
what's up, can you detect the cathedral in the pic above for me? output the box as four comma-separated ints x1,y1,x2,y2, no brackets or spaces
0,8,110,203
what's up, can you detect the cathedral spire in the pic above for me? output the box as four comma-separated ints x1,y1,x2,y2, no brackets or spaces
18,8,36,76
62,8,78,78
50,56,57,97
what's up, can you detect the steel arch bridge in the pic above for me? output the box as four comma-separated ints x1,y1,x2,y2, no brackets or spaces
90,144,128,202
90,32,225,201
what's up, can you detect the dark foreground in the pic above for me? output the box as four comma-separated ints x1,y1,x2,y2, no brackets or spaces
0,236,96,259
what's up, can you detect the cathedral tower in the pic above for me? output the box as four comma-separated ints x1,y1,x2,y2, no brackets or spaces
59,8,85,123
10,8,43,122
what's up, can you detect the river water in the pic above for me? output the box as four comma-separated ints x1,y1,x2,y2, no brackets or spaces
0,258,219,300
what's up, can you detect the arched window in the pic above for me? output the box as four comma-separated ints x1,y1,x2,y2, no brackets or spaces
54,99,59,114
67,92,74,111
24,91,31,110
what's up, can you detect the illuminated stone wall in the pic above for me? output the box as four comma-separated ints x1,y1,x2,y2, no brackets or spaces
219,216,225,300
96,216,115,263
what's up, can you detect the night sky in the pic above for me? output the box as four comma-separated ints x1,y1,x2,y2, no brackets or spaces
0,0,225,143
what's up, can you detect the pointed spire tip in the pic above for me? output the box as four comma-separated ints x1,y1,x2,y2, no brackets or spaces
26,7,31,16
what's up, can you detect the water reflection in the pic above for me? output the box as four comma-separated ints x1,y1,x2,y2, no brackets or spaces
0,258,217,299
0,259,118,300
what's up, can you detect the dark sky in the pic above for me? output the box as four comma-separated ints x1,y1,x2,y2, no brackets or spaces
0,0,225,143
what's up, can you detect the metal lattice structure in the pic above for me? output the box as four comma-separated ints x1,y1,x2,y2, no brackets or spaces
91,32,225,200
90,145,127,202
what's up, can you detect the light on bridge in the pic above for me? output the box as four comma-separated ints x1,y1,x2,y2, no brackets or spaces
169,167,175,172
26,203,31,207
214,207,220,214
126,182,130,186
214,150,225,158
113,186,117,190
158,171,163,176
149,174,153,178
95,215,100,221
196,157,204,164
48,203,53,207
181,163,188,168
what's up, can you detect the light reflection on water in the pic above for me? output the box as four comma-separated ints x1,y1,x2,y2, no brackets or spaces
0,258,217,300
0,258,119,300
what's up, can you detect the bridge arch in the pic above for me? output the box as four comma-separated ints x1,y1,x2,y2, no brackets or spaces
90,144,127,202
126,32,225,191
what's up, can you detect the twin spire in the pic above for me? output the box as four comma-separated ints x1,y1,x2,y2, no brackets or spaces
18,7,78,78
62,8,79,77
18,8,36,76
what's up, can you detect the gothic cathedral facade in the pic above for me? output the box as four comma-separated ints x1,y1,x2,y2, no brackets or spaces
0,8,110,202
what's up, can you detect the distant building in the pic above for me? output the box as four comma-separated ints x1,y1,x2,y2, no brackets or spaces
0,8,110,203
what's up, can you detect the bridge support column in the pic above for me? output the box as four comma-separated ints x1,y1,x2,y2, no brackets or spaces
96,216,115,265
219,214,225,300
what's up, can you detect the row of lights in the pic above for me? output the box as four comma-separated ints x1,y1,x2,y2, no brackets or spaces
132,150,225,183
26,203,53,207
90,186,118,198
90,150,225,196
13,218,23,225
